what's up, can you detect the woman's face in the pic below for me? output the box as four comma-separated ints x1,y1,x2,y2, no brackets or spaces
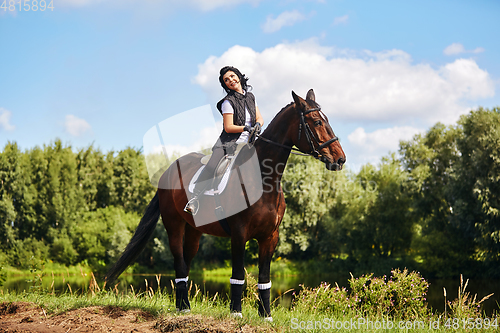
222,71,243,93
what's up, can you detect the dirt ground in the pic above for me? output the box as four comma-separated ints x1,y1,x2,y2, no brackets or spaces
0,302,275,333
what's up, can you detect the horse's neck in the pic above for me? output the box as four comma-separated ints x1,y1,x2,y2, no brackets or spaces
255,104,296,188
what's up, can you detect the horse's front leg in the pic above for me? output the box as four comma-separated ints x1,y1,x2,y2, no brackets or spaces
257,228,279,321
230,233,246,315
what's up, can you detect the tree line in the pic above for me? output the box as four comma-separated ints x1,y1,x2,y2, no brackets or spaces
1,107,499,278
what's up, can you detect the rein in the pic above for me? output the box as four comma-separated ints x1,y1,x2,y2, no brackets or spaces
257,106,339,160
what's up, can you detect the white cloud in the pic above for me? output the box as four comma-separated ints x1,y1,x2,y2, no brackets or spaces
56,0,261,10
443,43,465,55
345,126,423,169
348,126,422,153
444,43,485,56
64,115,91,137
0,108,15,131
57,0,104,6
262,10,308,33
189,0,261,11
195,39,495,128
333,14,349,25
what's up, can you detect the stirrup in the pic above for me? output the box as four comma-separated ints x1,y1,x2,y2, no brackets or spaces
184,197,200,215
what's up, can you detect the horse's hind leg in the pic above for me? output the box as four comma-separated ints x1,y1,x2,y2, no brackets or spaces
161,210,189,312
175,223,202,311
230,232,246,315
257,228,279,320
183,222,202,276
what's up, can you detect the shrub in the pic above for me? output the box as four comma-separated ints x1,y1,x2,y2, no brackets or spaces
9,237,50,269
292,268,429,319
292,281,356,315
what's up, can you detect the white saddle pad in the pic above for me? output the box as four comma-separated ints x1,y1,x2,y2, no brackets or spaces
188,155,238,196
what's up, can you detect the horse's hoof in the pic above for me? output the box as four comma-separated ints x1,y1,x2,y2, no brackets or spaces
230,312,243,318
176,308,191,314
264,317,273,322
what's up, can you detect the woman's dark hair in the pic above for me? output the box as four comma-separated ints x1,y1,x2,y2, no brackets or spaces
219,66,252,93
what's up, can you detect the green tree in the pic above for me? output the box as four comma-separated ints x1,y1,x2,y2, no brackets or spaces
320,156,414,267
0,142,33,241
400,120,481,277
69,206,140,268
356,156,414,258
278,154,337,258
111,147,155,213
75,145,114,211
451,108,500,275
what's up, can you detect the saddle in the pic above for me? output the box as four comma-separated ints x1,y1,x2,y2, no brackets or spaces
188,143,246,195
186,142,263,234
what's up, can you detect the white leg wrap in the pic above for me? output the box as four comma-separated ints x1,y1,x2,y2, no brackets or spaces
230,278,245,285
258,281,272,290
175,276,189,284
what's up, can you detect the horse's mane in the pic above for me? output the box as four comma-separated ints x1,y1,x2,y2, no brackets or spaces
259,102,294,139
262,98,321,134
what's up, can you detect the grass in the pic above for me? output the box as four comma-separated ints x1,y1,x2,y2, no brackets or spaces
1,270,499,332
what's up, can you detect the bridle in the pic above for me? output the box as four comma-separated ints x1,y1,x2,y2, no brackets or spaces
257,106,339,162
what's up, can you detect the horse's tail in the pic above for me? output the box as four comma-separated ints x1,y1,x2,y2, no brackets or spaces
105,191,161,285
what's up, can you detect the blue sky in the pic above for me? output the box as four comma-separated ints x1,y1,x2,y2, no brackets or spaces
1,0,499,170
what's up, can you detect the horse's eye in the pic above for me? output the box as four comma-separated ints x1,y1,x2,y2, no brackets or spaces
314,120,322,126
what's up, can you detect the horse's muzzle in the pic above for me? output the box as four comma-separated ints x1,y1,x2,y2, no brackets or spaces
322,156,345,171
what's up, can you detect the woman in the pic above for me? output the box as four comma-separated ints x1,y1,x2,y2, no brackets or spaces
184,66,265,215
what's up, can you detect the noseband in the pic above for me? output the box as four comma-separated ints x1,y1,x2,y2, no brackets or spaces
258,106,339,162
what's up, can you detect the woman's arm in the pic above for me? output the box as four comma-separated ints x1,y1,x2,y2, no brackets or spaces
255,106,264,127
223,113,245,133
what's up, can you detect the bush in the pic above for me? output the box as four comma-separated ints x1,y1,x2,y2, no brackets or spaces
292,281,355,315
0,256,6,287
292,268,429,319
70,206,139,268
8,237,50,270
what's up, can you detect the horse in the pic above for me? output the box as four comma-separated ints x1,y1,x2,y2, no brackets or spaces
105,89,346,320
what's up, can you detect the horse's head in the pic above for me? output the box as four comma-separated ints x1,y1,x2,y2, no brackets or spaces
291,89,346,171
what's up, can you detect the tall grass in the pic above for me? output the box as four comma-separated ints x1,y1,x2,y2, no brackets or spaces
1,268,498,332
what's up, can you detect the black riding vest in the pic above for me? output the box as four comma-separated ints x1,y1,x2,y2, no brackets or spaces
213,91,257,150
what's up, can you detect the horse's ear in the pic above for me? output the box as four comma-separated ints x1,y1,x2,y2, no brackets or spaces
292,91,305,109
306,89,315,102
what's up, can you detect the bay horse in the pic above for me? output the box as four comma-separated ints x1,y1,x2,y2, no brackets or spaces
105,89,346,320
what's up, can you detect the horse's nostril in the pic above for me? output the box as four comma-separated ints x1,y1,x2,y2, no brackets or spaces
338,157,346,165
